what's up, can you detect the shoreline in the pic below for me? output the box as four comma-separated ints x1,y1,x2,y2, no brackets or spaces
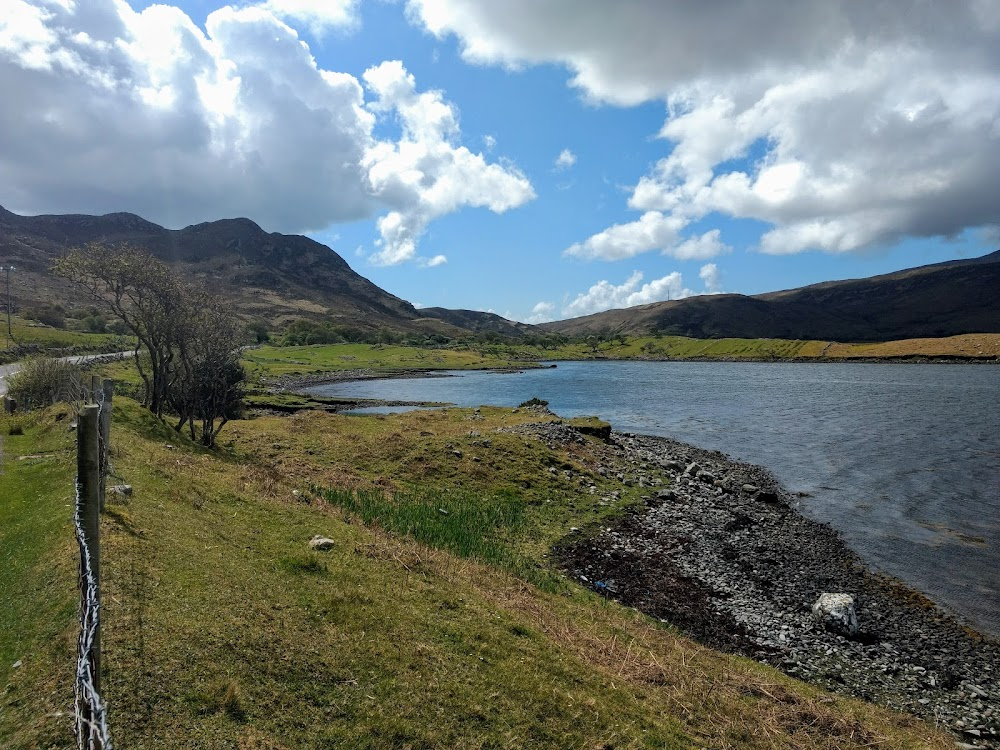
267,355,998,396
547,426,997,748
267,364,999,745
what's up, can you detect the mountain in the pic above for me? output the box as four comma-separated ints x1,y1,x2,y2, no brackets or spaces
417,308,533,337
4,204,997,343
0,205,473,336
542,251,1000,342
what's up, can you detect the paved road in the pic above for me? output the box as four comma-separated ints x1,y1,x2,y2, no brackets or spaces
0,351,133,396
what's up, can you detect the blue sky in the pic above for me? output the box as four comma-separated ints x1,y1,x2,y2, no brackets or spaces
2,1,997,322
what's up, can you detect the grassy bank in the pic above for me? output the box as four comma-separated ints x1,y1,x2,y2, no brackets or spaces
0,395,957,748
0,315,126,362
238,333,1000,389
500,332,1000,362
244,343,529,380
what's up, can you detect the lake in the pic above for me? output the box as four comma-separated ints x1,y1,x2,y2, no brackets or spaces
309,361,1000,637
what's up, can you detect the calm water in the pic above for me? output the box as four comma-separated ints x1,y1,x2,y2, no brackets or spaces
310,361,1000,636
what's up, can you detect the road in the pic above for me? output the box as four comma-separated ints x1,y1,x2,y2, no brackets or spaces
0,351,133,397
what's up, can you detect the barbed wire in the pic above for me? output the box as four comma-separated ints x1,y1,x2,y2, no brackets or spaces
74,467,113,748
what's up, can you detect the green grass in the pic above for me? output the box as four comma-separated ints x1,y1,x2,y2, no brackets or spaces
1,399,958,749
0,315,127,360
0,409,79,747
314,485,558,588
243,342,529,380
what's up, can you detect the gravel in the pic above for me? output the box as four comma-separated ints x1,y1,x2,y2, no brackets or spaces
544,426,999,748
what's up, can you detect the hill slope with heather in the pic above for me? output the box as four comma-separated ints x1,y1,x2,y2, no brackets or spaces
0,205,502,336
543,250,1000,342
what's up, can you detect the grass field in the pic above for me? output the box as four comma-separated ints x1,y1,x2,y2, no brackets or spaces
0,396,957,749
244,343,528,380
0,315,126,362
238,334,1000,387
500,333,1000,362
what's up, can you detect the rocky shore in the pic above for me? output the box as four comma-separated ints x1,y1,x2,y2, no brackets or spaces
543,425,999,748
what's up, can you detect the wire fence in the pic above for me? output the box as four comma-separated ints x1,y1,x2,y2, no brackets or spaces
73,387,114,750
74,480,113,750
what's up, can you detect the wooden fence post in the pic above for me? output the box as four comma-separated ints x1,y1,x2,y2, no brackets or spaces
98,380,113,512
78,404,101,695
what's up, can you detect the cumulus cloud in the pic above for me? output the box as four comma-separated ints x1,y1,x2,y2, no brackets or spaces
699,263,722,294
522,300,555,324
483,134,496,150
419,254,448,267
564,213,728,262
562,270,694,318
0,1,533,265
409,0,1000,256
363,60,535,265
255,0,359,35
554,148,576,170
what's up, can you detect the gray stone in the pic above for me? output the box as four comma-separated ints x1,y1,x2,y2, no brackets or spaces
110,484,133,497
309,535,335,551
812,593,859,637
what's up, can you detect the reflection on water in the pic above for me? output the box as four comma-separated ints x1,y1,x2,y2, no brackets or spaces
310,361,1000,636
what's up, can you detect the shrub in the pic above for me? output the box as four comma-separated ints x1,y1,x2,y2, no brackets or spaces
23,304,66,329
6,357,84,410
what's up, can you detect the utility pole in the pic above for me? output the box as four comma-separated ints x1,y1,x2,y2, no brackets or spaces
4,265,13,342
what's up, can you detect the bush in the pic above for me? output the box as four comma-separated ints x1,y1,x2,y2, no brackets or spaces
23,304,66,329
246,320,270,344
82,315,107,333
6,357,84,410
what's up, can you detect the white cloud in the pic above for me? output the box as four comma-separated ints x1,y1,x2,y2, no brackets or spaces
483,134,496,150
562,270,694,318
521,300,555,324
419,254,448,267
699,263,722,294
0,1,533,266
408,0,1000,256
554,148,576,170
564,213,728,262
363,60,535,265
255,0,359,35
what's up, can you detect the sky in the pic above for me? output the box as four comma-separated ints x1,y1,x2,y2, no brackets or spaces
1,1,998,323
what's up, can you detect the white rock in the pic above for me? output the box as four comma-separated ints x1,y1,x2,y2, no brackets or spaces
812,592,859,637
308,535,335,551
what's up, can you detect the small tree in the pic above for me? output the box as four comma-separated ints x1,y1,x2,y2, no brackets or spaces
170,291,247,447
54,243,185,417
55,243,246,446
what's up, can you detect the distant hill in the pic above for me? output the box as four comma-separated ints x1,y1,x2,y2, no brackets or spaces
0,205,497,337
417,307,533,337
4,204,997,343
542,251,1000,342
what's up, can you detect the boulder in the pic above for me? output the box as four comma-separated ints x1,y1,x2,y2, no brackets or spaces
812,593,859,636
309,535,335,551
